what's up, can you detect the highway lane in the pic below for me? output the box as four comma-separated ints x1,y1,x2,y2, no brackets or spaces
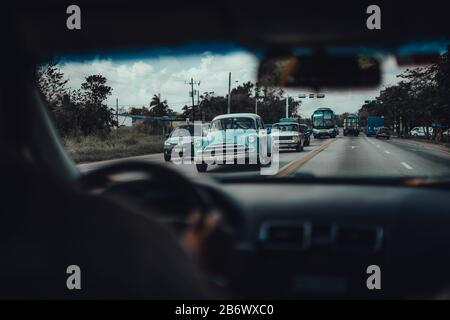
293,135,450,178
77,137,330,178
77,135,450,179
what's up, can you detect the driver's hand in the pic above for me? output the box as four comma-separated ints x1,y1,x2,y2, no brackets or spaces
181,210,221,263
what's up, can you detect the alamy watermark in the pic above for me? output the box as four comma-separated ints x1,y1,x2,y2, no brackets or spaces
366,264,381,290
165,121,281,175
66,5,81,30
66,264,82,290
366,5,381,30
65,4,380,34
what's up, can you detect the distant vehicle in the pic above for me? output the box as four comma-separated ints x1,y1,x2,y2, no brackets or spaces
195,113,269,172
311,108,336,138
299,124,311,146
278,117,311,146
366,116,385,136
202,122,211,134
335,125,340,136
410,126,433,137
443,129,450,138
271,122,304,152
343,114,360,136
279,117,297,123
164,124,194,161
164,123,209,161
376,127,391,139
265,124,273,134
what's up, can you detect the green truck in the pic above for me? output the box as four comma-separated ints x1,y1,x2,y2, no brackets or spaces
343,114,360,136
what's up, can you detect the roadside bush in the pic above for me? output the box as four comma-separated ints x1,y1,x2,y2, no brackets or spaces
64,127,164,163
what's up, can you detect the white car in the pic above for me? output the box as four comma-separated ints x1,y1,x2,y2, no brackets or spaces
271,122,304,151
410,127,433,137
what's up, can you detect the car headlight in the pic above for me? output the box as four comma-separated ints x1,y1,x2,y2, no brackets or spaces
292,136,299,142
164,140,171,146
194,139,202,148
248,135,256,143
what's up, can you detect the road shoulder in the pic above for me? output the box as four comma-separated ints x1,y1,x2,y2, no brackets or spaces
390,138,450,155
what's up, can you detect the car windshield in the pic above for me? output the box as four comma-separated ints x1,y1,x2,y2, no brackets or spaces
38,43,450,179
171,126,193,137
312,110,335,129
273,124,298,132
210,117,256,131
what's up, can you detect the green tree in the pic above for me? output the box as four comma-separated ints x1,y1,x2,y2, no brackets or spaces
72,74,116,136
129,106,151,116
37,59,68,106
36,61,74,135
148,94,174,116
80,75,112,105
184,81,301,124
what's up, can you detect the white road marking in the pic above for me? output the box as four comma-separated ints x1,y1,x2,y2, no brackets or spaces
384,150,390,154
401,162,413,170
376,145,380,148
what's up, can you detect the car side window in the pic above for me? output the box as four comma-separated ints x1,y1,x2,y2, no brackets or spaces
257,119,263,130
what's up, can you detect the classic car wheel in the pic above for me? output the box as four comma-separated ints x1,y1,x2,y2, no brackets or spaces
196,163,208,172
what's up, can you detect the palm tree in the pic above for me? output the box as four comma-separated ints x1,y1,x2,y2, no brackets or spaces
149,94,173,116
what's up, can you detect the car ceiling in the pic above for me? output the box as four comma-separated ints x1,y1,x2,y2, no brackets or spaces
7,0,450,59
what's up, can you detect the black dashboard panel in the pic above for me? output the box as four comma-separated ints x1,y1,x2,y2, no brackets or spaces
211,183,450,298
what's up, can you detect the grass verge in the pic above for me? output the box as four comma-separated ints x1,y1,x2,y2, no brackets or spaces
63,127,164,164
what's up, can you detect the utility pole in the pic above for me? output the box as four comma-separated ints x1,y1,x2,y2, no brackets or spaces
227,72,231,114
190,78,195,121
185,78,200,122
116,98,119,128
115,98,119,138
285,95,289,118
197,90,201,122
255,98,258,115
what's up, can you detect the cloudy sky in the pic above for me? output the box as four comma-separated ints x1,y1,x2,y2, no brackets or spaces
59,49,408,118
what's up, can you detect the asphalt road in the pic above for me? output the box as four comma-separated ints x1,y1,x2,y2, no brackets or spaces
295,135,450,178
77,136,450,179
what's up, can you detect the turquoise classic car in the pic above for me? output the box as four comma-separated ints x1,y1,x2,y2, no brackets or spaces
195,113,271,172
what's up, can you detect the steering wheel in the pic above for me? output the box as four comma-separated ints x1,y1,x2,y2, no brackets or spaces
79,160,236,280
79,160,214,222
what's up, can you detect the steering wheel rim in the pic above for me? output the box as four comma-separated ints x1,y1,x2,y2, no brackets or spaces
79,160,213,215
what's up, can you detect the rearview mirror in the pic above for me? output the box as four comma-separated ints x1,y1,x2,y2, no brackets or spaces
258,53,381,89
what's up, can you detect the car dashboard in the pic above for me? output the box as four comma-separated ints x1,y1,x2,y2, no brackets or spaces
100,175,450,299
202,180,450,299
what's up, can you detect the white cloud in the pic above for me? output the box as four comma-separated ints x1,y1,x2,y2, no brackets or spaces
60,52,407,117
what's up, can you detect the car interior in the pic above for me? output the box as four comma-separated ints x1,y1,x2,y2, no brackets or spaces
2,0,450,300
